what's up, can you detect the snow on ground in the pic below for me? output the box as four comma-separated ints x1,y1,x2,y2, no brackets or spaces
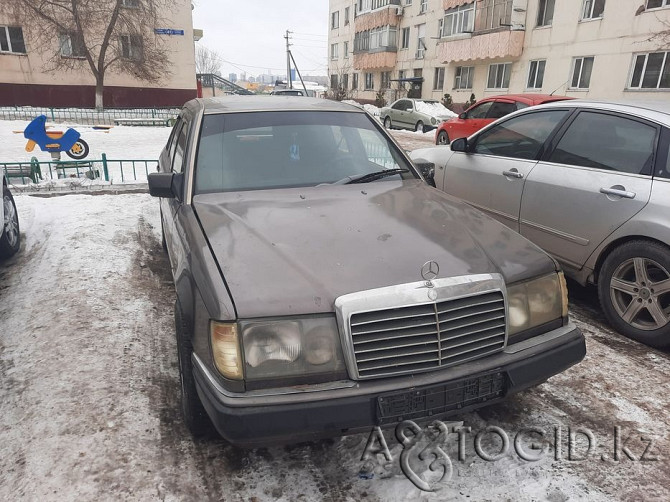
1,193,669,501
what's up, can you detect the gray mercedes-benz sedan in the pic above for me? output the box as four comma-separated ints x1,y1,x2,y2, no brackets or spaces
148,96,585,446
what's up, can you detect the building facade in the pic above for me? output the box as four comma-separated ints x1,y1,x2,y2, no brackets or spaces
0,1,198,108
328,0,670,105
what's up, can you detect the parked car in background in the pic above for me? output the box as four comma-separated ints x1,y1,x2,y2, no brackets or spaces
270,89,306,96
148,96,585,445
434,94,573,145
0,174,20,259
381,98,455,133
412,100,670,348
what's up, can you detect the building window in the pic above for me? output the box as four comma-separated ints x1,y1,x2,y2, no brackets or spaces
420,0,428,14
442,3,475,37
536,0,555,27
381,71,391,89
647,0,670,8
331,74,339,89
59,33,86,58
487,63,512,89
343,73,349,90
121,0,140,7
416,23,426,59
401,27,410,49
581,0,605,20
629,52,670,89
406,0,412,4
365,72,374,90
352,73,359,90
331,11,340,29
331,43,339,60
476,0,513,31
120,35,143,61
433,67,445,90
454,66,474,89
354,26,397,53
570,56,594,88
344,41,349,58
527,60,546,89
345,7,350,25
0,26,26,54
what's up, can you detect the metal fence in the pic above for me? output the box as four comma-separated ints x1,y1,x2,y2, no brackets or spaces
1,154,158,185
0,106,180,126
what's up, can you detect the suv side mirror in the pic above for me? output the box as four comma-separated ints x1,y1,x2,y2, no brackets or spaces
459,112,467,120
450,138,469,153
413,158,436,188
148,172,184,200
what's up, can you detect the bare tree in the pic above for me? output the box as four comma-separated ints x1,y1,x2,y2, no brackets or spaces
8,0,173,110
195,44,222,75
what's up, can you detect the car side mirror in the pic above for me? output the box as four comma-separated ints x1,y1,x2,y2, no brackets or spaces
148,172,184,201
459,112,467,120
450,138,468,153
413,158,436,188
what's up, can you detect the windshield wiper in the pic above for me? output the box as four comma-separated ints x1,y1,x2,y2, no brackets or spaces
331,168,409,185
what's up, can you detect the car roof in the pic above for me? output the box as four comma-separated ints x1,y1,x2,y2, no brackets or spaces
527,99,670,125
478,93,573,105
185,96,363,114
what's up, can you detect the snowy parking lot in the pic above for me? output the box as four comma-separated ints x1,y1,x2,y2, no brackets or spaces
1,191,669,501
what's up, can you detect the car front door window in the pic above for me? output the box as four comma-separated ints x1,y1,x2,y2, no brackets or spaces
466,102,493,119
486,101,518,120
473,110,570,160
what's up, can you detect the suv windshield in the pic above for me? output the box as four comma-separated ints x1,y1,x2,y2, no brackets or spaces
194,111,416,193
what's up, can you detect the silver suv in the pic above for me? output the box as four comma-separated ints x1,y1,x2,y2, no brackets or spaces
148,96,584,446
0,175,20,259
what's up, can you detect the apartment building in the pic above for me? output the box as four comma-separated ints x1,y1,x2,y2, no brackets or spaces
0,1,198,107
328,0,670,105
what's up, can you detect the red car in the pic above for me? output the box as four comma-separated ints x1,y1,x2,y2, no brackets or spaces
435,94,573,145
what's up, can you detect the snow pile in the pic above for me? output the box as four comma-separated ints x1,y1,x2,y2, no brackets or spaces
415,100,457,119
342,100,381,117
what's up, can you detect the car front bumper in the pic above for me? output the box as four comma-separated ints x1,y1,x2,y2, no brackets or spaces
193,323,585,447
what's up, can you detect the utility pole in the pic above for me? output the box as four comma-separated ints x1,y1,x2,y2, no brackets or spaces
284,30,293,89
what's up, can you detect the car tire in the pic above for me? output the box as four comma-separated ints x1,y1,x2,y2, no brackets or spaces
175,299,215,436
598,240,670,348
384,116,392,129
0,184,20,259
415,121,424,133
437,130,450,145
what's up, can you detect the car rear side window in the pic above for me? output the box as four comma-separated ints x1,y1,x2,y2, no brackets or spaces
548,111,657,175
487,101,517,119
473,110,569,159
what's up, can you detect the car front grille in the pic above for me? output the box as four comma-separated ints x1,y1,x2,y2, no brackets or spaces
349,291,506,379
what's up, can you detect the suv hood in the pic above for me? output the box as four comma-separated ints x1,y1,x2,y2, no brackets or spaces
194,181,556,318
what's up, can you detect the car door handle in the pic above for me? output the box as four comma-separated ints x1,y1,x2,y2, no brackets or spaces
502,170,523,179
600,187,636,199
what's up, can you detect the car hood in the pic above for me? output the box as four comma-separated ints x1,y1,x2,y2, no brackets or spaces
193,181,556,318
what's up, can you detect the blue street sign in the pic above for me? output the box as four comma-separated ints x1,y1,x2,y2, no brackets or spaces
155,29,185,36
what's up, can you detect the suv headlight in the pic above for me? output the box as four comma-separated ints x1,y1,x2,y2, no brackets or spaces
211,316,347,387
507,272,568,339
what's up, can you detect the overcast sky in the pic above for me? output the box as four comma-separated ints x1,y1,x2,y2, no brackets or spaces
192,0,329,79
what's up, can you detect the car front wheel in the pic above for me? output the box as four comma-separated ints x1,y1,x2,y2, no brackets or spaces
175,299,215,436
437,130,450,145
598,240,670,348
0,184,20,259
384,116,392,129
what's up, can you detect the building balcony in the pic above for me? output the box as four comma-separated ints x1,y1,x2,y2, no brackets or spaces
436,29,525,64
353,51,397,71
354,0,402,31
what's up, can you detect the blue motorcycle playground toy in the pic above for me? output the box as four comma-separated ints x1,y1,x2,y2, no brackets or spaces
23,115,90,160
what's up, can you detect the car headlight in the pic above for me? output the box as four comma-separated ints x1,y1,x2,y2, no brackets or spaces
211,316,347,387
431,117,437,125
507,272,568,339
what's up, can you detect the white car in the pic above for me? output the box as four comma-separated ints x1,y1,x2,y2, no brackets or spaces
1,175,20,259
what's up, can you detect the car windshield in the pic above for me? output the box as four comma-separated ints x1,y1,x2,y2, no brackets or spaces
194,111,416,193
